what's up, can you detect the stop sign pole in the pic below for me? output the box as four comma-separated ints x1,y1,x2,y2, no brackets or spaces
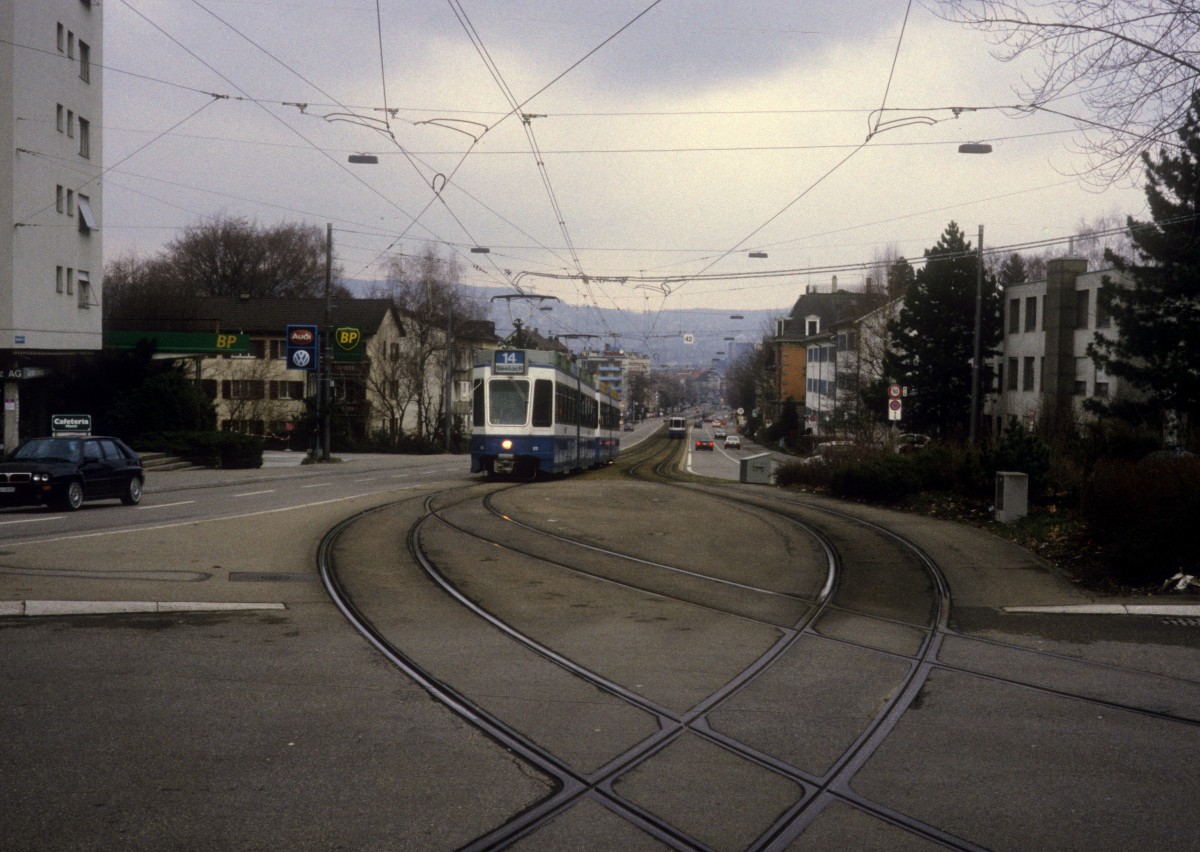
887,384,902,422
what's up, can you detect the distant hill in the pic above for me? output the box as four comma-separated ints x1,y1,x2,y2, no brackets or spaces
344,279,784,367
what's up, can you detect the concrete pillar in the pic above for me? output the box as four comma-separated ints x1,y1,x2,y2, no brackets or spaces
1042,257,1088,434
3,380,19,451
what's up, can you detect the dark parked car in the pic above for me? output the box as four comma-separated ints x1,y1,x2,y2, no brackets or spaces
694,438,715,451
0,436,144,511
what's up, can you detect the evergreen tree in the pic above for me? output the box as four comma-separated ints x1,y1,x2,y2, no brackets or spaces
998,253,1028,287
884,221,1001,438
1089,89,1200,447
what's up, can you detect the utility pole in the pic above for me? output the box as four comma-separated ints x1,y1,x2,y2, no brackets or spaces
322,222,332,461
444,300,453,453
969,224,983,444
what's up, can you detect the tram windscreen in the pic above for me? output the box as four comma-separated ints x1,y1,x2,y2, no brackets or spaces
489,379,529,425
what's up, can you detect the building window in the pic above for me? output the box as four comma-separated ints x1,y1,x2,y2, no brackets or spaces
77,195,97,231
67,110,75,137
56,266,64,294
56,185,65,213
806,319,819,336
1073,381,1087,396
1008,298,1020,334
66,267,75,296
66,189,74,216
1022,356,1035,391
79,41,90,82
78,118,90,158
226,380,266,400
57,22,65,52
1024,296,1037,332
1075,289,1090,329
77,271,96,308
270,380,305,400
1006,357,1018,391
56,104,64,132
1094,382,1110,398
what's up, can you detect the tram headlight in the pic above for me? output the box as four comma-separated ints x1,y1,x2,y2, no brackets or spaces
501,439,513,451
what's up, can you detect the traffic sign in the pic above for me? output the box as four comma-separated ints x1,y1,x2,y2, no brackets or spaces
887,384,902,399
888,398,902,421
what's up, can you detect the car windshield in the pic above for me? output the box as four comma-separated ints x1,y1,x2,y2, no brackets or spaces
11,438,81,462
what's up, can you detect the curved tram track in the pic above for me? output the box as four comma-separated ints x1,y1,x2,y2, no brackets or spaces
318,435,1200,850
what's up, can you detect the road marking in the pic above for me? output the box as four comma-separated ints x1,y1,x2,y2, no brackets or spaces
301,483,328,488
139,501,195,509
353,477,377,483
0,515,63,526
1,600,286,617
234,490,275,497
0,493,378,547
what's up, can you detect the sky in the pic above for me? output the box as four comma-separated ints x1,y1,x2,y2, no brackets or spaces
99,0,1151,342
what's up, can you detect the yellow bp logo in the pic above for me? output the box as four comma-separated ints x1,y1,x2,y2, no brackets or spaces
335,327,361,352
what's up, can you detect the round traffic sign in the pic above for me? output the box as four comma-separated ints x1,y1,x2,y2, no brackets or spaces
887,384,902,399
889,399,902,411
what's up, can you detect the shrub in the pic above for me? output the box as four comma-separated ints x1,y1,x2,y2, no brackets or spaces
829,455,923,504
986,422,1051,499
1081,456,1200,585
139,430,263,469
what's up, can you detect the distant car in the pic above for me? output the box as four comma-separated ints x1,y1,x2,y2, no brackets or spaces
713,428,727,439
804,440,857,465
623,421,635,431
723,435,741,449
694,438,715,451
895,433,930,454
0,436,144,511
694,419,703,427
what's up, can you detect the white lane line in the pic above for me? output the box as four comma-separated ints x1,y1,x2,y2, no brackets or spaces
0,515,64,526
4,600,286,617
0,493,377,547
234,490,275,497
139,500,195,509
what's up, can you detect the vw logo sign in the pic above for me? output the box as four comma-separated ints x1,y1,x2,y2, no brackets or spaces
291,349,312,368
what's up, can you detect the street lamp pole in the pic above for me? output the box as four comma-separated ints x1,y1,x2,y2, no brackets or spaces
322,222,332,461
444,300,453,453
969,224,983,444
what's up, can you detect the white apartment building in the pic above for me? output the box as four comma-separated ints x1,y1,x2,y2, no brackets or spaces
1,0,103,446
989,257,1130,434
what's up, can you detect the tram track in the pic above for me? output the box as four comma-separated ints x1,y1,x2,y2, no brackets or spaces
317,435,983,849
316,436,1198,849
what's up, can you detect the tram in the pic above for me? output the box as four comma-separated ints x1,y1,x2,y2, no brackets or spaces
667,416,688,439
470,349,621,478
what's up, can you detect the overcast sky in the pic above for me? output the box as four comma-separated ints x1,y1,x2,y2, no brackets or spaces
101,0,1150,339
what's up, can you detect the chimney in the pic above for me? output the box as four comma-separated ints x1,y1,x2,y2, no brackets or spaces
831,275,838,292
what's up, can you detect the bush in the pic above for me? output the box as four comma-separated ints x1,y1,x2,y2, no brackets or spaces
985,422,1051,499
830,455,924,503
1081,456,1200,585
138,430,263,469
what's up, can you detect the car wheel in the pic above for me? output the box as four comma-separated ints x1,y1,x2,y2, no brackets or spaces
58,480,84,511
121,476,143,506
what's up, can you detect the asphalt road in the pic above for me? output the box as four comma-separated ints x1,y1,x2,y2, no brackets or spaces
1,441,1197,850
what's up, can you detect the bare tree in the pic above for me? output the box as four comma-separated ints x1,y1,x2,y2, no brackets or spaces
103,252,199,329
383,245,486,440
167,215,338,298
936,0,1199,185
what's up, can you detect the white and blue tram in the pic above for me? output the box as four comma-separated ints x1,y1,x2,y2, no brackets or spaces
470,349,621,477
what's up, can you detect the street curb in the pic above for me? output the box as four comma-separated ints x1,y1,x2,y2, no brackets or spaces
1004,603,1200,616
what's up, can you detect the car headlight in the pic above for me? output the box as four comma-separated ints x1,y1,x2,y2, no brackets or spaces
33,472,50,482
501,439,513,451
